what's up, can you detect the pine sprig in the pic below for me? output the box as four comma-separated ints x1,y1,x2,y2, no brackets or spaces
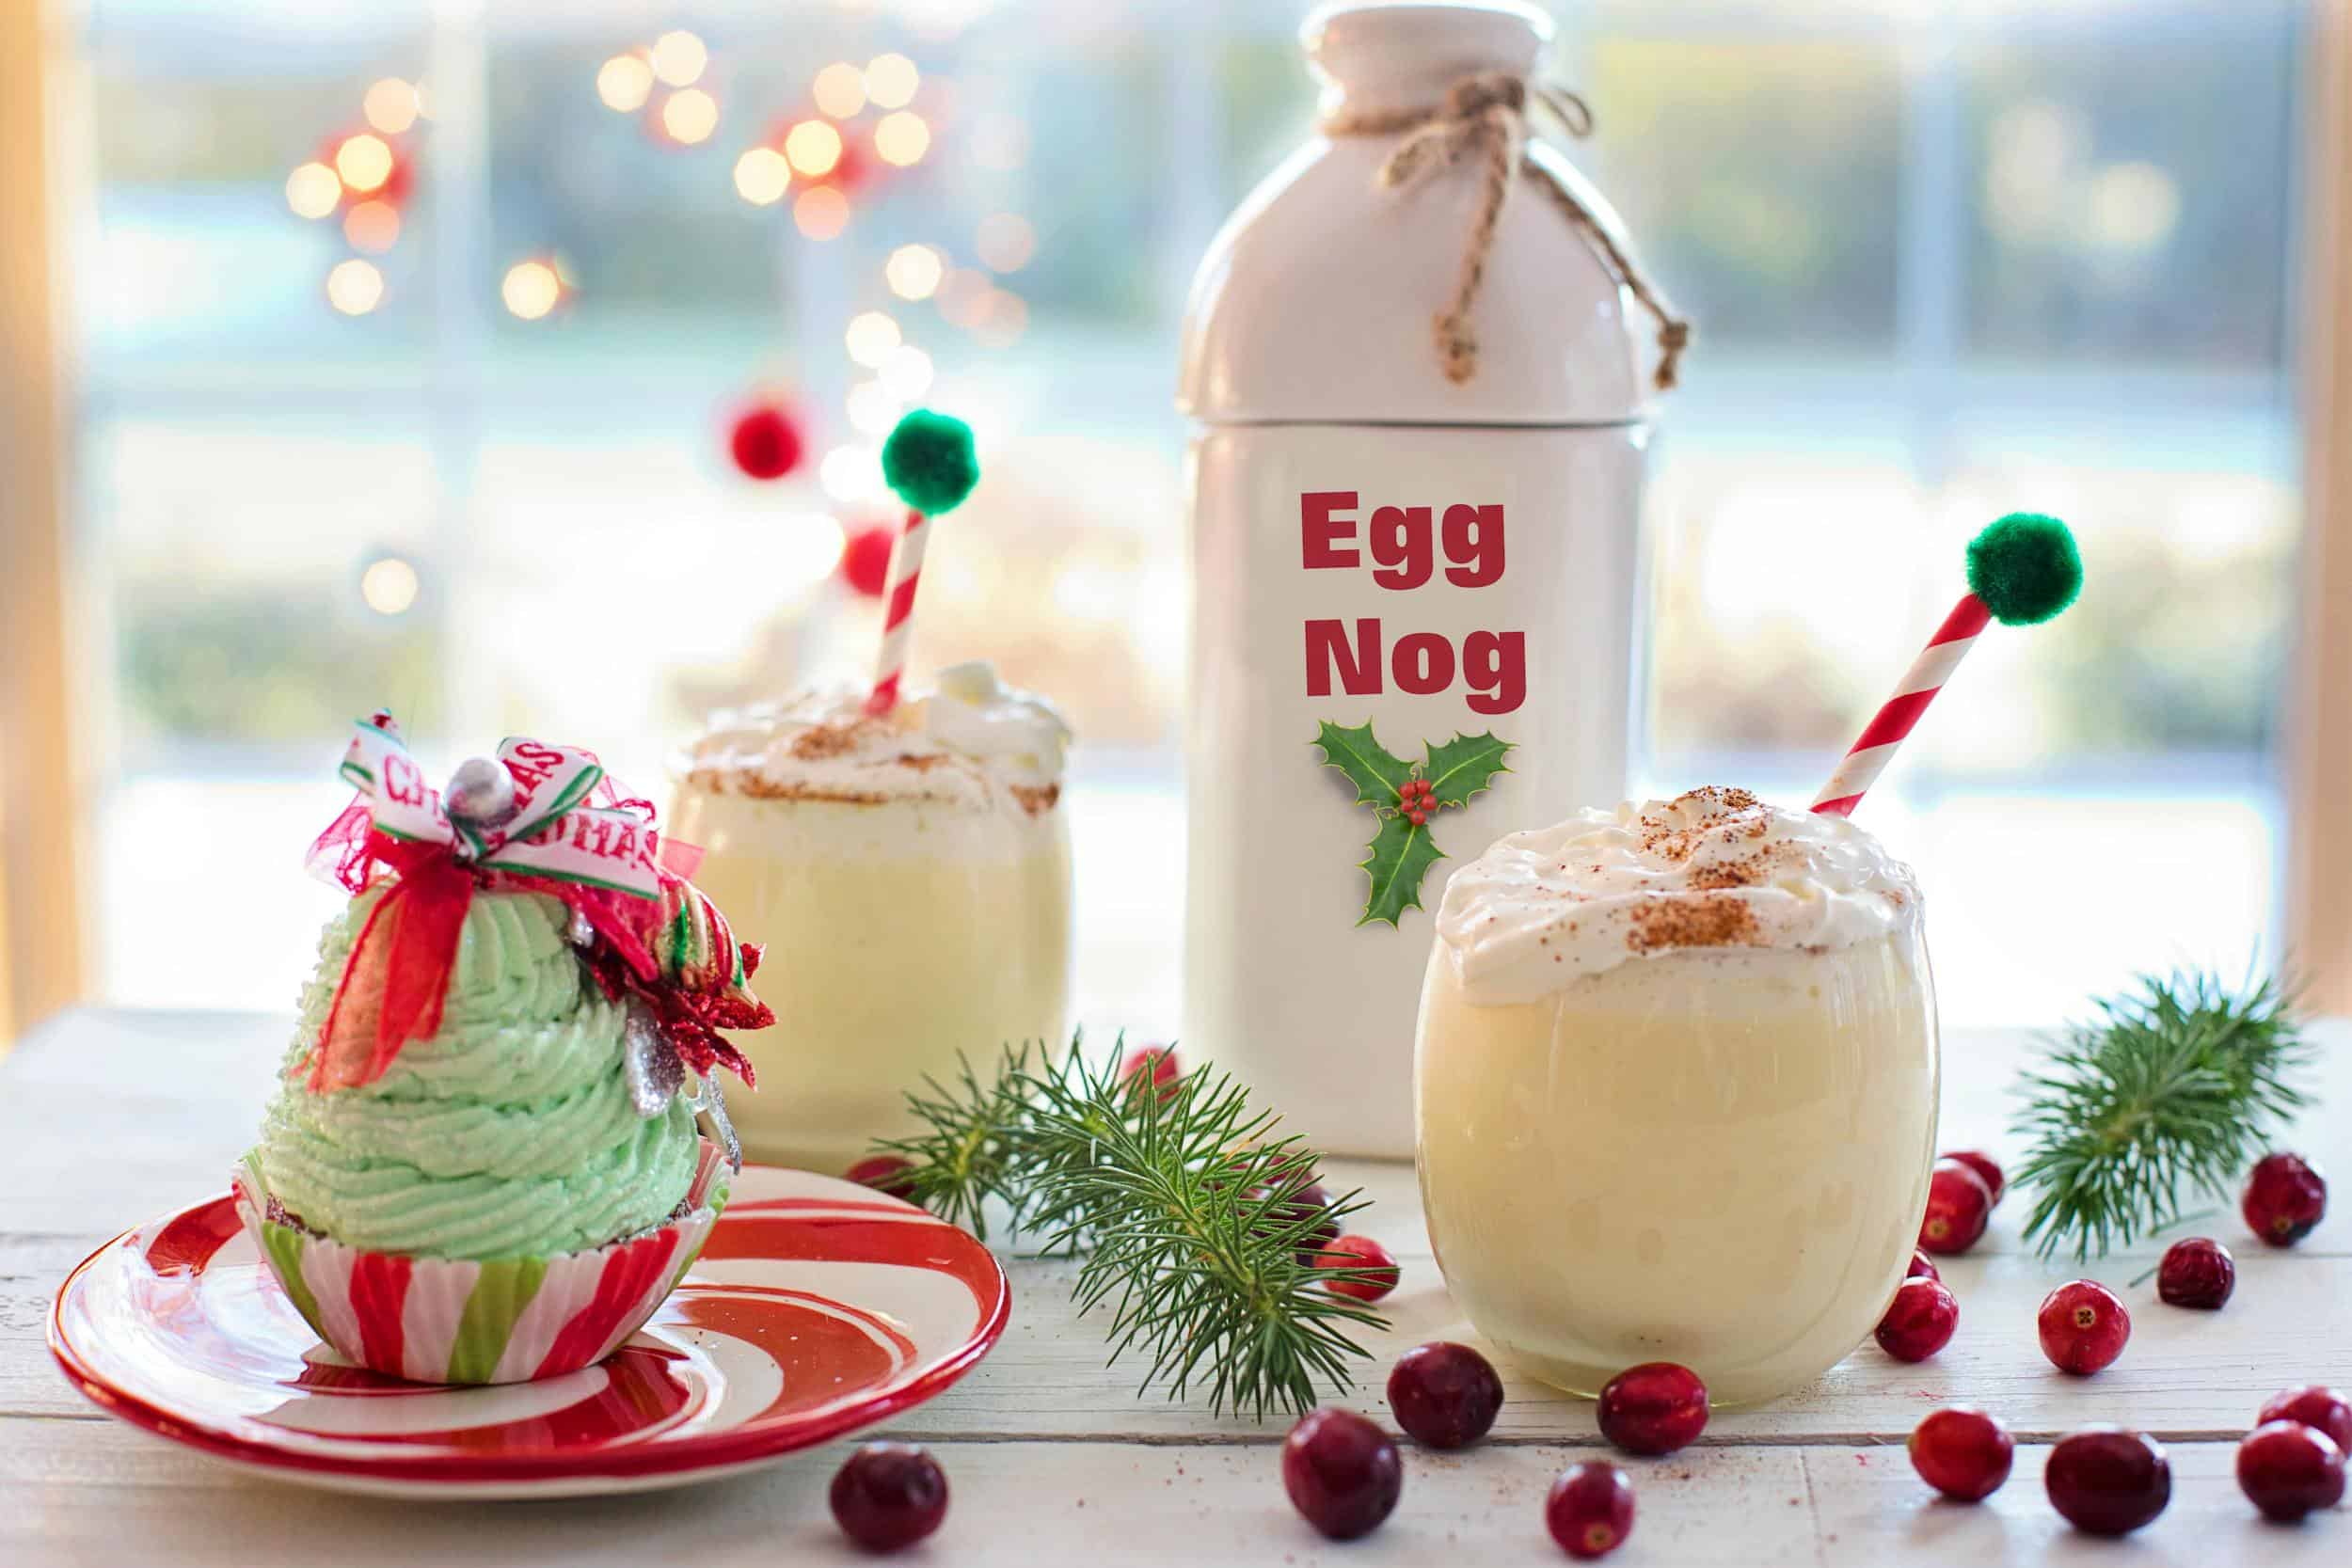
873,1036,1391,1419
2010,971,2313,1262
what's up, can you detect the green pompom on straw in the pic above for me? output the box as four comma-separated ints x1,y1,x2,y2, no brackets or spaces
1965,510,2083,626
867,410,981,716
1812,512,2082,816
881,407,980,515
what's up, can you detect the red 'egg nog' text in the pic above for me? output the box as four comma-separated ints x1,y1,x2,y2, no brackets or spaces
1299,490,1525,716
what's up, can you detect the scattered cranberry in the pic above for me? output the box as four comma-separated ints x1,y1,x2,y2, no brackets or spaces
1906,1250,1941,1282
1118,1044,1182,1105
2044,1428,2171,1536
1545,1462,1636,1560
1315,1234,1400,1302
1907,1407,2014,1501
1918,1159,1994,1255
1874,1277,1960,1363
1942,1149,2007,1208
2236,1419,2346,1521
2154,1237,2235,1309
1249,1178,1340,1262
1597,1363,1708,1456
2257,1386,2352,1454
830,1442,948,1552
2242,1152,2328,1247
1387,1341,1504,1449
843,1154,920,1202
1281,1408,1402,1541
2037,1280,2130,1375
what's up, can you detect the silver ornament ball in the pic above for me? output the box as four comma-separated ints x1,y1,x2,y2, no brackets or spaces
443,756,518,829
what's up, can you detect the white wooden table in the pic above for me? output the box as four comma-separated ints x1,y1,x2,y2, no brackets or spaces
3,1010,2346,1566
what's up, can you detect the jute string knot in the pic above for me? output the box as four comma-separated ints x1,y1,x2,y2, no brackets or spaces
1324,70,1692,391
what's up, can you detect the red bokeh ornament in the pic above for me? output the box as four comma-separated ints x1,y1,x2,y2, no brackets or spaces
840,522,898,598
728,403,805,482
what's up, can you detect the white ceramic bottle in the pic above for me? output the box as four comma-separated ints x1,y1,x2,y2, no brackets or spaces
1177,0,1678,1157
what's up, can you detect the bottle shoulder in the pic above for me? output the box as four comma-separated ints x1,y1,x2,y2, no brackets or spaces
1178,137,1649,426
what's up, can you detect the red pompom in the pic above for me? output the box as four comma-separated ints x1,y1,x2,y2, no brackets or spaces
728,404,804,482
840,523,897,598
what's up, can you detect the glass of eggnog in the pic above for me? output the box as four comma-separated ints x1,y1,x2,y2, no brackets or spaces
666,661,1073,1172
1415,787,1937,1406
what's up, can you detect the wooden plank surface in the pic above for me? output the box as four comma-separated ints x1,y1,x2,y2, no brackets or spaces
1,1008,2347,1566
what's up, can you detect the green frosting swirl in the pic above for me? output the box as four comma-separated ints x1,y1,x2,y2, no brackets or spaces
252,887,701,1260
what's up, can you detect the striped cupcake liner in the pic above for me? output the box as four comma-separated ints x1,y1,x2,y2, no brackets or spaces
231,1142,730,1386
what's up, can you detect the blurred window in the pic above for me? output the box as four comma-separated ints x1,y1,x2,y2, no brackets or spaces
68,0,2306,1028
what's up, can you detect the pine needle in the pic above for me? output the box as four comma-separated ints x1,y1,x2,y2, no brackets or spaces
2010,971,2313,1263
873,1035,1391,1420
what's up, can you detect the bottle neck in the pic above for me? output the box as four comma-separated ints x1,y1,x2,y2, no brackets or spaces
1306,1,1549,119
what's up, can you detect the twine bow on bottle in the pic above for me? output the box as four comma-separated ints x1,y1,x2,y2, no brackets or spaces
1323,70,1692,391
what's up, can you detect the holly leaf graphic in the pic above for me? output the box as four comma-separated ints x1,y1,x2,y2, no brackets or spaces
1312,720,1413,808
1358,812,1446,927
1422,731,1514,810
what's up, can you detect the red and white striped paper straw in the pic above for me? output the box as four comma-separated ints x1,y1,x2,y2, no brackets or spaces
865,507,930,716
1810,594,1992,817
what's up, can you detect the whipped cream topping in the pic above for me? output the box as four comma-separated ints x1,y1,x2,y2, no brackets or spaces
1435,787,1921,1003
676,660,1069,813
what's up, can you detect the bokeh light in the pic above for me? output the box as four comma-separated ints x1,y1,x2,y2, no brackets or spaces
596,54,654,113
880,344,934,400
784,119,844,178
846,380,905,437
334,134,395,194
285,162,341,219
865,53,920,110
734,147,791,205
326,259,384,316
650,30,708,88
362,78,420,135
934,267,992,328
885,244,945,300
793,187,850,239
342,200,401,254
845,310,902,368
661,88,720,145
873,111,930,167
819,444,884,503
359,556,421,616
975,288,1028,348
501,260,564,321
976,213,1036,273
813,62,867,119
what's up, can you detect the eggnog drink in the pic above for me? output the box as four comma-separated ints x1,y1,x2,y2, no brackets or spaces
1416,788,1937,1405
667,663,1073,1171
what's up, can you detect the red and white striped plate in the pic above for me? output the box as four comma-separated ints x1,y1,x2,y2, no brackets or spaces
49,1166,1009,1498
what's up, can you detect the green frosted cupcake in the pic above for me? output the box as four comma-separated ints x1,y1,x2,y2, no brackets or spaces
238,713,772,1385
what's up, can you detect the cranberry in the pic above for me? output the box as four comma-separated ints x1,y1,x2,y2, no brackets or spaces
1907,1406,2014,1501
2154,1237,2234,1309
1249,1178,1340,1262
2257,1386,2352,1454
2242,1151,2328,1247
1597,1363,1708,1456
1917,1159,1994,1255
1942,1149,2006,1207
843,1154,920,1202
1118,1043,1182,1104
1314,1234,1400,1302
1906,1250,1941,1282
2236,1419,2346,1521
1874,1277,1960,1363
2037,1280,2130,1375
1387,1341,1504,1449
829,1442,948,1552
2044,1428,2171,1535
1545,1462,1636,1560
1280,1408,1402,1541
